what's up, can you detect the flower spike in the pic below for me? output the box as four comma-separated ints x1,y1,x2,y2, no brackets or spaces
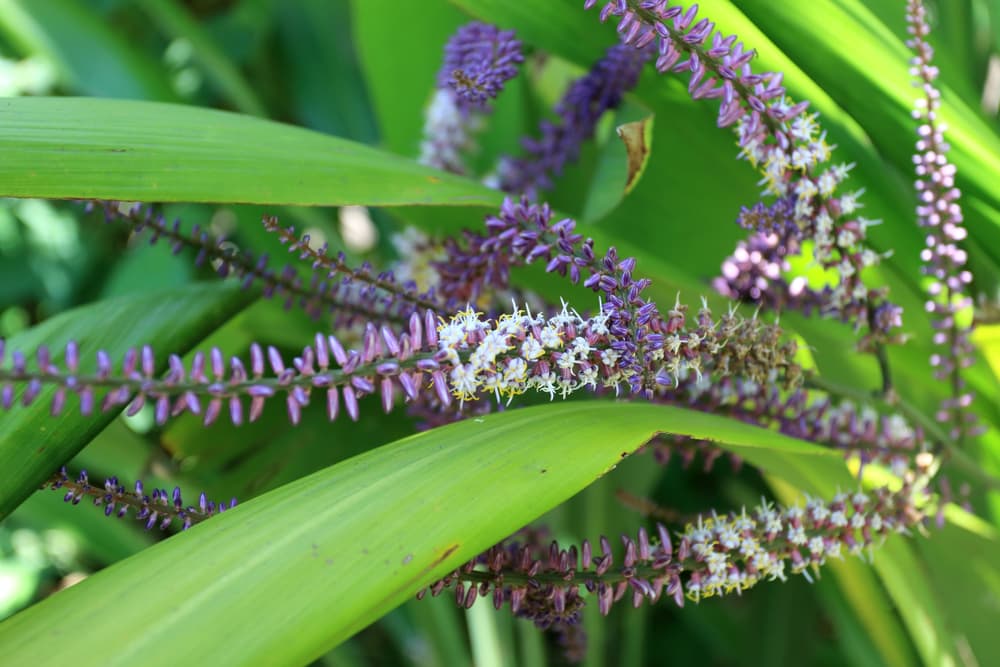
47,467,235,531
906,0,979,441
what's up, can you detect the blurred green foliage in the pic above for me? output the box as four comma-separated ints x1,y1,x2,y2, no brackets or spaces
0,0,998,665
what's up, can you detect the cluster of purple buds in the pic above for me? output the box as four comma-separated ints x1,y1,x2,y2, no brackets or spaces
439,198,801,396
714,217,815,312
585,1,900,342
262,215,448,321
0,291,798,429
646,432,742,473
586,0,807,145
438,22,523,113
89,201,438,329
906,0,979,439
418,526,589,662
419,22,523,174
713,198,814,311
657,373,926,475
422,483,923,618
436,197,589,304
47,467,235,531
493,43,651,197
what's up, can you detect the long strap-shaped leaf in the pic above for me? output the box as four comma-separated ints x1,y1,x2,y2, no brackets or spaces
0,401,842,666
0,97,501,207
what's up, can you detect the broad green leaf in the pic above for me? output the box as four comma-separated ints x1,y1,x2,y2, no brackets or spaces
0,401,848,666
0,282,254,518
0,97,501,208
821,558,917,667
974,324,1000,380
873,538,963,666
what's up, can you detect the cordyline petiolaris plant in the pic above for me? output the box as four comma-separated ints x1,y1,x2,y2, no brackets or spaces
1,0,999,665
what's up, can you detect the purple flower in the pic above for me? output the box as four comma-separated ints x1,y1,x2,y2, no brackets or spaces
584,2,901,345
437,198,801,398
421,483,924,613
47,467,235,531
419,23,523,174
495,43,651,197
906,0,979,439
439,22,523,112
655,372,927,475
88,201,447,330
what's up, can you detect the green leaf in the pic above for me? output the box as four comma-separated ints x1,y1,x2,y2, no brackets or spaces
0,401,847,665
916,504,1000,666
580,103,654,223
137,0,267,117
0,0,177,101
0,97,501,208
767,477,916,667
352,0,469,156
274,0,378,141
0,282,254,518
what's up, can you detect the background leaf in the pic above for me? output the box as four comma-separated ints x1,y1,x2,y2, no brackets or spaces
0,97,501,209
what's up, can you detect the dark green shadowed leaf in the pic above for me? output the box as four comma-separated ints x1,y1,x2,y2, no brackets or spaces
0,283,254,518
274,0,378,141
137,0,267,117
0,401,847,666
0,0,177,101
766,477,917,667
0,97,502,208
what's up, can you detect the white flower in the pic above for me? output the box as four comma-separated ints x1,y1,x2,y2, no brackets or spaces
449,364,479,402
787,525,808,546
571,337,592,356
556,350,577,370
520,337,544,360
808,537,826,556
539,325,563,349
838,189,864,216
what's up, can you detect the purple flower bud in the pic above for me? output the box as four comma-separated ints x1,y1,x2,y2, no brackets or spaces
438,22,523,113
496,43,651,197
343,385,359,421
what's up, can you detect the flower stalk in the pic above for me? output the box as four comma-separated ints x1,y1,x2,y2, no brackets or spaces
906,0,979,443
423,484,925,616
46,467,236,531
